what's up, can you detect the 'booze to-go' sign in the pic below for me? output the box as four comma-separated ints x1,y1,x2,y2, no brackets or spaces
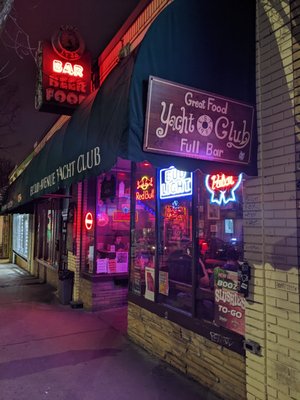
143,76,255,166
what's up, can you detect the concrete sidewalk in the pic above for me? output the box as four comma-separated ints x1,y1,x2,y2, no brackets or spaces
0,264,222,400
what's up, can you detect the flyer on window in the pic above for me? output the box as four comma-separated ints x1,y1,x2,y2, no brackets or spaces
214,267,245,336
145,267,155,301
159,271,169,296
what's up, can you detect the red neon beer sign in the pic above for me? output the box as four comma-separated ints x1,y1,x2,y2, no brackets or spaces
136,176,155,201
85,212,93,230
53,60,83,77
35,40,91,115
205,173,242,205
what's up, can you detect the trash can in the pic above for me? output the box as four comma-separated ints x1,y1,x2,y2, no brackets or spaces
58,269,74,305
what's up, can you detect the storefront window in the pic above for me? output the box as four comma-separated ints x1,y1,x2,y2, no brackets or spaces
130,162,156,298
81,158,131,275
196,171,245,334
157,167,193,313
130,165,246,337
13,214,29,260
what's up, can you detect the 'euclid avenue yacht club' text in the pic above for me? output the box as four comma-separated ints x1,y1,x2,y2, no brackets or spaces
30,147,100,196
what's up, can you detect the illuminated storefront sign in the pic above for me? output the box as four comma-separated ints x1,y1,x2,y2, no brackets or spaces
160,166,193,199
144,76,255,166
205,173,242,205
85,212,94,230
35,27,91,115
136,176,155,201
52,60,84,77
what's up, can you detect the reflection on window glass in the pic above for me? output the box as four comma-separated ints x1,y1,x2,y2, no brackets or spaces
130,162,156,299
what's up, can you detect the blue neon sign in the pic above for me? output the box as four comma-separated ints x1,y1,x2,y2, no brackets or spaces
160,166,193,199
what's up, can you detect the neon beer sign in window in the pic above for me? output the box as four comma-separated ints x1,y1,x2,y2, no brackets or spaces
205,173,242,205
160,166,193,199
85,212,94,230
136,176,155,201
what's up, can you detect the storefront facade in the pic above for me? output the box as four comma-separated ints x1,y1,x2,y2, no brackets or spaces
2,1,300,399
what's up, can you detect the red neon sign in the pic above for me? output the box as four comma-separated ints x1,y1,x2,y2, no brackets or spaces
136,175,155,201
205,173,242,205
35,41,91,115
136,176,153,191
53,60,83,77
85,212,93,230
165,205,187,221
210,174,235,190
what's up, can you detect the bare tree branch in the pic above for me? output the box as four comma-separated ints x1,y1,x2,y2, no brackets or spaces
1,10,37,62
0,0,14,33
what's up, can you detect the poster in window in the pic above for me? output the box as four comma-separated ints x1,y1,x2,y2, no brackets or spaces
108,258,116,273
132,269,141,295
210,224,217,233
214,267,245,336
116,251,128,273
159,271,169,296
97,258,108,273
145,267,155,301
225,219,234,234
207,201,220,220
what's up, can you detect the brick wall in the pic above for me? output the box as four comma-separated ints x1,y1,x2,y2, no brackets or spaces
244,2,300,399
68,251,80,302
128,302,246,400
81,277,127,311
80,278,92,309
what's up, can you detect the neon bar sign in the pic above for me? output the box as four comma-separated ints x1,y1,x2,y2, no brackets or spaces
160,166,193,199
136,176,155,200
85,212,94,230
53,60,83,77
205,173,242,205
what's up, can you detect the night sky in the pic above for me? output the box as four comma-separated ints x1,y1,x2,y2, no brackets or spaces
0,0,140,166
